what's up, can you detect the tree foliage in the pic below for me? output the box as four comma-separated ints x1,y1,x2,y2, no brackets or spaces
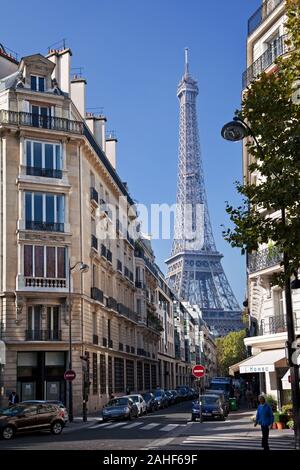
216,330,247,376
223,0,300,283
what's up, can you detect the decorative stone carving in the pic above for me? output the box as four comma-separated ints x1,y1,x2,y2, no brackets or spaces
15,295,26,324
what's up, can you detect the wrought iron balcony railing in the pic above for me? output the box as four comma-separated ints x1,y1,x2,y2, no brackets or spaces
91,287,104,303
26,167,63,179
135,280,146,289
106,296,118,311
243,34,289,88
248,0,284,36
25,220,64,232
25,330,62,341
259,314,300,335
0,110,83,134
248,247,282,273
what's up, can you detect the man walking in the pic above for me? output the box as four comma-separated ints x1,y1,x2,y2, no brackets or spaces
254,395,274,451
8,391,20,406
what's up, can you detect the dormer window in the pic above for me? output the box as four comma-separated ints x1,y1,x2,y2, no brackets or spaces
31,75,45,92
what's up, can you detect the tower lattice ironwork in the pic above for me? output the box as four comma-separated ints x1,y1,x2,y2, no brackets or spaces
166,49,242,336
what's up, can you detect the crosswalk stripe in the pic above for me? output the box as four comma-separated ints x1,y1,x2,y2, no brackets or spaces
122,422,144,429
89,421,112,429
105,422,127,429
141,423,160,430
180,435,295,450
159,424,179,432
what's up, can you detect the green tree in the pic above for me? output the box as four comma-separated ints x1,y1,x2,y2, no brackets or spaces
216,330,247,376
223,0,300,284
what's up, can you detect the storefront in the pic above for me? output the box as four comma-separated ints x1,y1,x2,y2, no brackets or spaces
17,351,67,403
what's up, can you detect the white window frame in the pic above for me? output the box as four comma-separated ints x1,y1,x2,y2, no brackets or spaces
25,192,65,224
24,245,66,279
30,75,45,92
25,139,62,171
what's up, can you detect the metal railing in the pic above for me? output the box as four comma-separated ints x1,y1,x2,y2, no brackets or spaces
25,330,62,341
135,280,146,289
25,221,64,232
26,167,62,179
248,0,284,36
0,110,83,134
91,287,104,303
106,296,118,311
259,314,300,335
24,277,66,288
117,303,139,323
243,34,289,88
248,247,282,273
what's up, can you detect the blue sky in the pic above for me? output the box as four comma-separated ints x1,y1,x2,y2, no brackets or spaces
1,0,261,304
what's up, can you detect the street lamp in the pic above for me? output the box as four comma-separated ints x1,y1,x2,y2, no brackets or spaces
221,116,300,449
68,260,89,422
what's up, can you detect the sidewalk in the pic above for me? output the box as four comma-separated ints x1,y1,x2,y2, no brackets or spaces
64,415,102,433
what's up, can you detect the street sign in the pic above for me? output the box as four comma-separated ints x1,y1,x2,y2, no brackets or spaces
192,364,205,378
64,370,76,381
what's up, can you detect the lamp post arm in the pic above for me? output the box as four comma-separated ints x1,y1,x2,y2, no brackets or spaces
233,117,265,160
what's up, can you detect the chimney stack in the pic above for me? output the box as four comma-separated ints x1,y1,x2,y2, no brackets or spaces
105,134,118,169
47,48,72,94
85,114,107,152
70,76,87,119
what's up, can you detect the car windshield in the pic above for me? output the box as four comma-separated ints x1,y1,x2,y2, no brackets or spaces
0,405,27,416
210,383,230,392
129,396,139,402
106,398,128,407
194,396,219,406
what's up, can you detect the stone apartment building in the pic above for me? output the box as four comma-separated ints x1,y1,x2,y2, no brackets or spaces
231,0,300,406
0,44,162,414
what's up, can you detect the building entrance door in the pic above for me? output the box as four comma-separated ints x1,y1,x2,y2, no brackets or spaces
21,382,36,401
46,381,60,400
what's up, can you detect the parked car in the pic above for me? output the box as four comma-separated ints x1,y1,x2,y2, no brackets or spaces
141,393,158,412
125,394,147,416
205,389,229,416
0,403,65,440
102,397,138,422
192,394,225,422
176,386,189,400
165,390,175,406
170,390,180,403
21,400,69,423
151,389,168,409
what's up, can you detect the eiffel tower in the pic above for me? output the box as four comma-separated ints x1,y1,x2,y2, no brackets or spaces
165,49,242,336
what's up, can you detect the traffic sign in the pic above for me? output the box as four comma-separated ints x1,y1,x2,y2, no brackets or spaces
64,370,76,381
192,365,205,378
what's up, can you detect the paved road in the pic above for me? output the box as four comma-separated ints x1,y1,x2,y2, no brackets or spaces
0,402,295,450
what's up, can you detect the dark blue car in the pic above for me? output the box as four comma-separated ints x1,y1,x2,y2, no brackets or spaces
191,394,225,422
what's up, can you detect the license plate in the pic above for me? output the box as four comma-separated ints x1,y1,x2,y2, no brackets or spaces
202,412,212,416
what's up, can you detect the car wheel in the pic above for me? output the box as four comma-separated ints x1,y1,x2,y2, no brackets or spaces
102,418,108,423
2,425,15,440
191,415,196,422
51,421,63,435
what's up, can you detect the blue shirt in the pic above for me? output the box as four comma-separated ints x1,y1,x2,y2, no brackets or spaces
256,403,274,426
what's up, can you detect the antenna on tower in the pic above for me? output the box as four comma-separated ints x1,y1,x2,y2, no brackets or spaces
184,47,189,76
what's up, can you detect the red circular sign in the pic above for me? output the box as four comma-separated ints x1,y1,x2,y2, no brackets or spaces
64,370,76,381
192,365,205,378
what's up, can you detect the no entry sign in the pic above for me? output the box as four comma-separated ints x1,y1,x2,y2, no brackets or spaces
192,365,205,378
64,370,76,381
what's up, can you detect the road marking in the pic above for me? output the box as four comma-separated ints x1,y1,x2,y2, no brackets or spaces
159,424,179,432
145,437,175,449
141,423,160,430
122,422,144,429
89,422,113,429
105,422,127,429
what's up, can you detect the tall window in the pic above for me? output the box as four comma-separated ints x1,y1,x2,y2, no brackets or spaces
47,307,60,340
27,306,42,335
31,75,45,92
114,358,124,393
25,192,64,232
100,354,106,394
31,105,51,128
26,140,62,178
24,245,66,278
